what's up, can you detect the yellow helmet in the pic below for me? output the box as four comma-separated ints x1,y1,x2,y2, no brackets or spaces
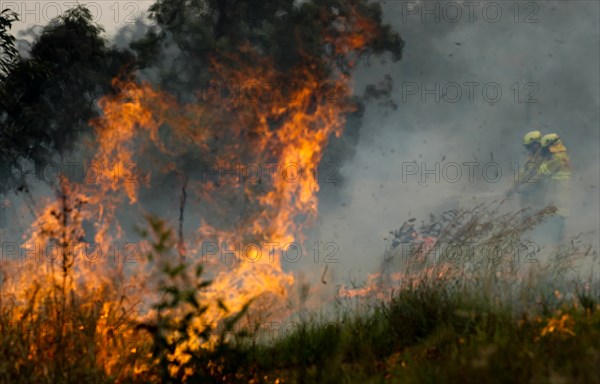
523,130,542,145
541,133,560,148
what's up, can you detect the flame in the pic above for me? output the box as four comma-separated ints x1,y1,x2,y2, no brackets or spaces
338,236,440,300
323,4,379,55
52,43,359,371
2,3,386,378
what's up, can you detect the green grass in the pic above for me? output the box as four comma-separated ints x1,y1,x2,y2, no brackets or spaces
220,278,600,384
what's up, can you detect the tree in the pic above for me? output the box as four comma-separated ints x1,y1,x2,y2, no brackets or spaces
134,0,403,93
0,6,135,195
0,8,19,80
129,0,404,194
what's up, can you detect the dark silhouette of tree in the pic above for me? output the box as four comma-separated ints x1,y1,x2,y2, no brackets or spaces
0,6,134,195
130,0,404,195
0,9,19,79
133,0,403,94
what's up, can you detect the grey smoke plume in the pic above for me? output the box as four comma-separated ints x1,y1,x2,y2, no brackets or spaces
314,0,600,281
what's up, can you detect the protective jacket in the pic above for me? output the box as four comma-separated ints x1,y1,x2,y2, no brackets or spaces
539,142,571,216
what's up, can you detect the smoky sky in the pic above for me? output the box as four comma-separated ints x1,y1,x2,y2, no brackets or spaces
2,1,599,286
312,0,600,281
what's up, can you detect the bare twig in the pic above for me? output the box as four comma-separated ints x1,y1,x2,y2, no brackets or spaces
321,265,328,284
177,174,188,265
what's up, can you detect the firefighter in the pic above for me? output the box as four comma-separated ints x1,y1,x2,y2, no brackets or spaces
538,133,571,242
508,130,545,214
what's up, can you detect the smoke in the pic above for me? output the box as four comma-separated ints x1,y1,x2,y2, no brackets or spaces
1,0,597,304
315,0,600,280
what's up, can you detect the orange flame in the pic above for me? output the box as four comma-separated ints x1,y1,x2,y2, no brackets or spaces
5,4,384,377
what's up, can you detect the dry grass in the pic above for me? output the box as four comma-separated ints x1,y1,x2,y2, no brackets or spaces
0,203,598,383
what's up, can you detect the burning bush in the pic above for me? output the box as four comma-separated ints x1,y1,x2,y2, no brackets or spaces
1,1,404,382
